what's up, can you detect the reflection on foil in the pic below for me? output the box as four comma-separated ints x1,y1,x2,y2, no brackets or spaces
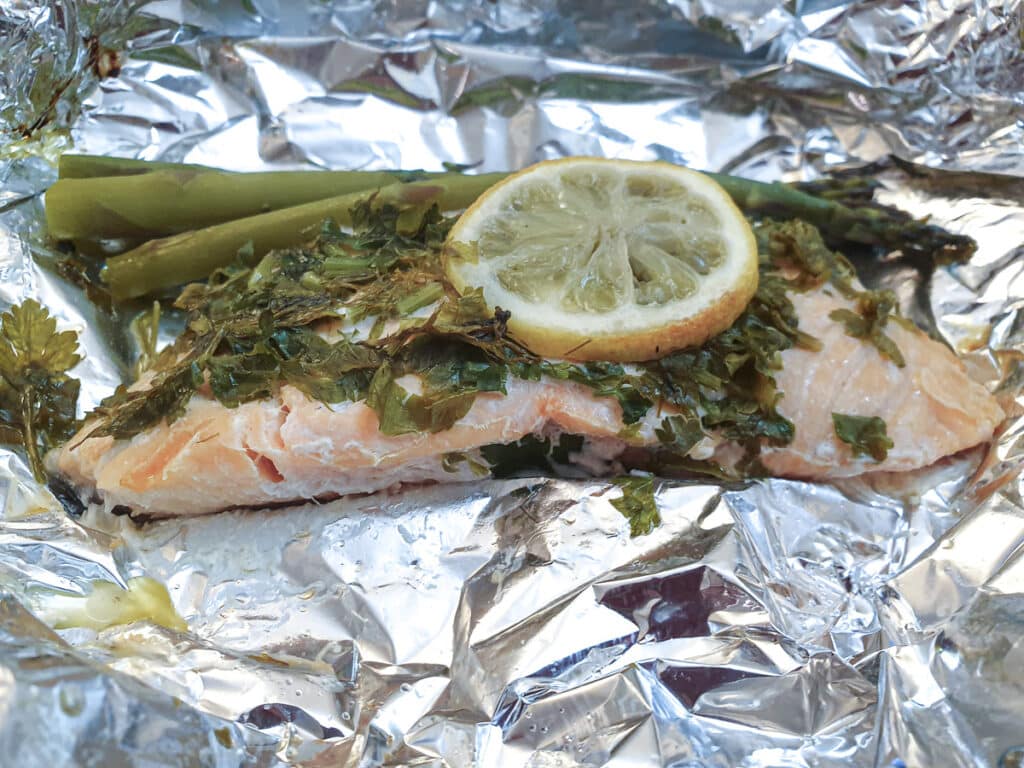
58,0,1024,178
0,0,1021,765
0,593,282,766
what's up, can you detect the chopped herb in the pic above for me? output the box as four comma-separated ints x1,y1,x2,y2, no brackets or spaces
610,476,660,536
0,300,82,481
832,413,893,461
758,218,906,367
395,281,445,316
522,360,655,424
207,345,280,408
758,218,856,295
130,301,162,376
89,360,204,441
365,363,425,436
85,202,910,483
655,414,704,455
829,290,905,367
651,248,802,463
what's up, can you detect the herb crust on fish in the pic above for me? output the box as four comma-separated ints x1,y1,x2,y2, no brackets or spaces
49,200,1004,519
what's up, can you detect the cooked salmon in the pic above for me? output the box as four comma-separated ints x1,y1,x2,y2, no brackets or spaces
51,282,1002,518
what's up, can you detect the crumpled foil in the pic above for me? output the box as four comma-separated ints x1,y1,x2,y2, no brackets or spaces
1,1,1023,766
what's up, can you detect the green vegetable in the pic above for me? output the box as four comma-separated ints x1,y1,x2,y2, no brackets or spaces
759,218,906,366
57,155,974,263
0,300,82,481
101,174,504,300
832,413,893,461
58,154,213,179
713,170,976,264
610,476,660,536
88,206,520,440
50,155,975,302
47,167,488,240
829,290,905,367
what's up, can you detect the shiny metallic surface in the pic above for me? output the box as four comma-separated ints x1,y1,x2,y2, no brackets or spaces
0,592,282,766
0,1,1022,765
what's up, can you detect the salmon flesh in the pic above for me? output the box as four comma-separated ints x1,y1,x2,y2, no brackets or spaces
51,281,1003,518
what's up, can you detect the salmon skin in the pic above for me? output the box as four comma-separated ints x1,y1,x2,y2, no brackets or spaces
52,279,1002,519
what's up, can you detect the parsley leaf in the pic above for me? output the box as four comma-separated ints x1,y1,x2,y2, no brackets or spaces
832,413,893,461
655,414,704,455
610,476,660,536
829,290,905,367
0,300,82,481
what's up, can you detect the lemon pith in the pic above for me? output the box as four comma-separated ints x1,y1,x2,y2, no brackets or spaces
444,157,759,362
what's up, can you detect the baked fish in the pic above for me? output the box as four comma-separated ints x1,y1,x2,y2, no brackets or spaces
50,214,1003,519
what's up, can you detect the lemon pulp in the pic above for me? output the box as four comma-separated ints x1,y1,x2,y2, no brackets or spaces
444,158,758,362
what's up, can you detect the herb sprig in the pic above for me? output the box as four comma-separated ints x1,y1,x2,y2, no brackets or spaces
0,300,81,480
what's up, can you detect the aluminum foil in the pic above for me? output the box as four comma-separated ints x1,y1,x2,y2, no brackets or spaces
1,1,1023,766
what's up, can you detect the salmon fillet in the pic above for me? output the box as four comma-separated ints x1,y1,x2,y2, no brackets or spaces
51,282,1002,518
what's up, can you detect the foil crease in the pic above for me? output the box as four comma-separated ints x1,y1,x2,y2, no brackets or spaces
0,1,1022,766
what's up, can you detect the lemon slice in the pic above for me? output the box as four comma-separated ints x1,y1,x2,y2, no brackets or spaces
443,157,759,362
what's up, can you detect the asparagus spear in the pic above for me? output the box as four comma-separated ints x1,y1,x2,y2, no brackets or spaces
102,175,502,300
88,160,974,300
46,167,461,240
52,160,973,262
707,172,976,264
58,154,214,179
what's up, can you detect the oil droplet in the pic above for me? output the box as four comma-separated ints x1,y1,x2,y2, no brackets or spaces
1000,747,1024,768
341,711,352,721
399,683,412,693
558,706,565,714
59,684,84,716
540,725,549,734
524,711,533,719
298,587,316,600
294,690,302,697
214,726,233,748
528,724,537,733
